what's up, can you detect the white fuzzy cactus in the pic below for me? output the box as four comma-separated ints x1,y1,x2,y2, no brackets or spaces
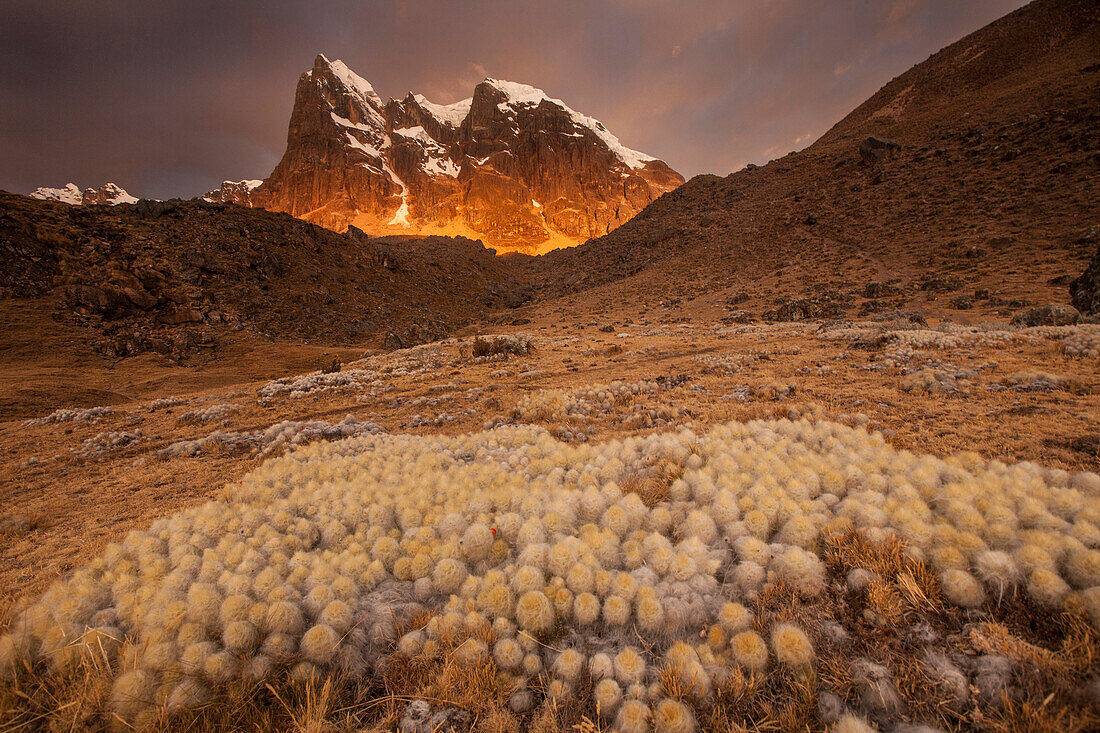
1,418,1098,725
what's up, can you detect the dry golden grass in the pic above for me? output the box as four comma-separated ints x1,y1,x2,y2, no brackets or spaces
618,470,671,509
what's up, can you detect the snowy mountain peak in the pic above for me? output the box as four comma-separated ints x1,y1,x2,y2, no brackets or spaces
255,56,683,252
312,54,384,113
30,182,137,206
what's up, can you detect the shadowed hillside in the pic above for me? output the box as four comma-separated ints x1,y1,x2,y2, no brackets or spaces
529,0,1098,320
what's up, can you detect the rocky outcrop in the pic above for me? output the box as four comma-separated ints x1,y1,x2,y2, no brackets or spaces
858,136,902,164
1,191,531,359
1010,303,1080,326
1070,237,1100,316
251,55,683,253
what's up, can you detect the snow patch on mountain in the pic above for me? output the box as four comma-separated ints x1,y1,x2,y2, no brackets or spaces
330,112,381,135
345,132,384,159
412,93,471,127
382,162,412,227
393,126,460,178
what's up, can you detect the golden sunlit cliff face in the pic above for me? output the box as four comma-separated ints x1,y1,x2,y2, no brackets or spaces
247,56,684,254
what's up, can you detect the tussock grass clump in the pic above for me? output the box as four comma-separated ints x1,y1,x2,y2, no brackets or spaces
2,419,1099,729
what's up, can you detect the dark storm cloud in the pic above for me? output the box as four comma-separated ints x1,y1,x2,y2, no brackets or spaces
0,0,1028,199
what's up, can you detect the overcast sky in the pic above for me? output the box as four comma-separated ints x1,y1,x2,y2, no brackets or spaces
0,0,1029,200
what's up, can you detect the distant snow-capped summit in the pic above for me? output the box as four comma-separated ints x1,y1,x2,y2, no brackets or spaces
30,182,138,206
202,179,263,206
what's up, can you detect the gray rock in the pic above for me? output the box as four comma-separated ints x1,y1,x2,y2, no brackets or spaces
1010,303,1080,326
1071,242,1100,315
859,136,902,164
504,284,534,308
383,331,406,350
344,319,378,335
157,306,204,325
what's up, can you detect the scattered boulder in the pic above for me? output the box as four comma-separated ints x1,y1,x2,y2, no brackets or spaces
919,275,964,293
503,284,534,308
862,281,900,299
344,319,378,336
722,310,753,324
859,136,902,164
183,247,225,274
63,284,134,316
132,199,179,218
764,291,845,321
1070,243,1100,315
383,331,406,350
1010,303,1080,326
119,285,158,310
950,295,973,310
157,306,204,325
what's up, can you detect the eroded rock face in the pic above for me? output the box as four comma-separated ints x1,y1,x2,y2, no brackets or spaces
1070,241,1100,316
201,180,263,207
252,55,684,253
